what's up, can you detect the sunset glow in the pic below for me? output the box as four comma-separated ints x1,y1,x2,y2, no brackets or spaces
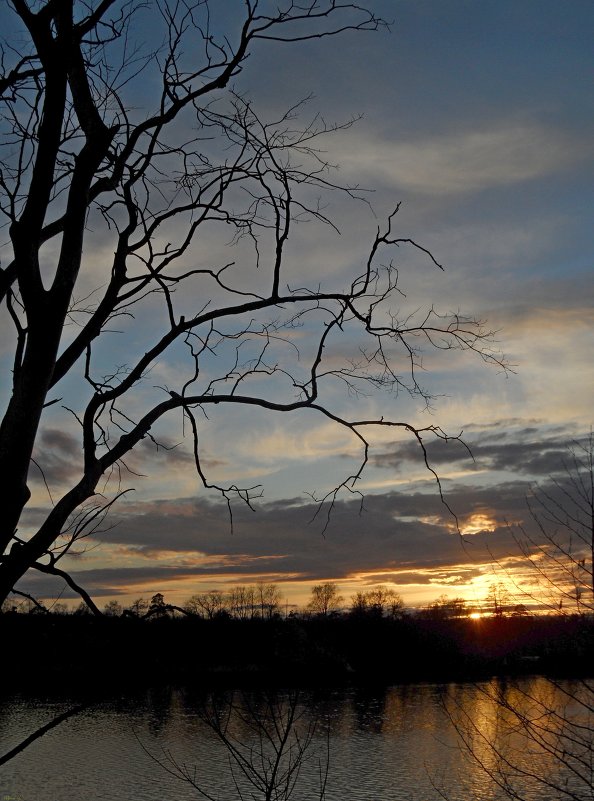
2,8,594,801
461,513,498,536
1,1,592,618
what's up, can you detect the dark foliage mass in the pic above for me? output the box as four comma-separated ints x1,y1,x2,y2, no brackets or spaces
2,613,592,693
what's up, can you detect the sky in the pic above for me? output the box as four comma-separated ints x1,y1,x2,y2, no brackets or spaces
5,0,594,612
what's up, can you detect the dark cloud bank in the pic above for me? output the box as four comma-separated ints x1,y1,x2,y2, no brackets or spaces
20,424,590,601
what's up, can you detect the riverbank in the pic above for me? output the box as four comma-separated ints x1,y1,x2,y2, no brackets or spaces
2,612,593,691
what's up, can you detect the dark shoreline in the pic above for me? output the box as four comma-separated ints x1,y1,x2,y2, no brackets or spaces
3,613,593,694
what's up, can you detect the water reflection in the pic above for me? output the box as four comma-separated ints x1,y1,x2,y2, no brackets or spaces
0,679,591,801
443,677,594,801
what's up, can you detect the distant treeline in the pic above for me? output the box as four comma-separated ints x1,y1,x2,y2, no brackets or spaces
2,610,593,693
3,579,539,620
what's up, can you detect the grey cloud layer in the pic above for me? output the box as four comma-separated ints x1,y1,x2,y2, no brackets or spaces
29,486,531,594
27,426,581,596
10,1,594,603
372,425,584,478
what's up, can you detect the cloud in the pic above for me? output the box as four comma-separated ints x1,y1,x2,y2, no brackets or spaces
233,418,357,465
6,2,593,614
30,428,82,488
336,124,587,196
17,418,591,609
371,424,585,478
43,482,533,590
21,421,576,590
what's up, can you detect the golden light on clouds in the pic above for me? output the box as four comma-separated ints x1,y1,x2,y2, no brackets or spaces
461,512,498,536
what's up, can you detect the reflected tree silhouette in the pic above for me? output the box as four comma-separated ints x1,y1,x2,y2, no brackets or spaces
142,689,329,801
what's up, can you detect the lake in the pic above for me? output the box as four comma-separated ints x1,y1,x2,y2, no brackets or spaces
1,677,592,800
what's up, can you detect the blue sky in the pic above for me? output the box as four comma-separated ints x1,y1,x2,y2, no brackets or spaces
5,0,594,611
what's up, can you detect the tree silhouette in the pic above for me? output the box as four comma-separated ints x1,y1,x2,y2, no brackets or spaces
256,581,282,620
0,0,503,610
446,434,594,801
513,432,594,614
103,599,122,617
185,589,226,620
445,677,594,801
350,586,405,618
422,594,469,620
307,582,343,616
144,689,329,801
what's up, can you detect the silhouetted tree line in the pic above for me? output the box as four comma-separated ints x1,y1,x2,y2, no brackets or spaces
2,598,593,693
0,580,536,621
3,581,405,620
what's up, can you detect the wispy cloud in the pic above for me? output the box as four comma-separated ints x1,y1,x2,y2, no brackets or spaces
336,124,588,195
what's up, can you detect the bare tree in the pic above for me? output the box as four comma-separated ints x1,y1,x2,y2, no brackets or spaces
256,581,281,620
125,596,149,618
143,689,329,801
421,594,470,620
103,598,122,616
184,589,226,619
184,583,279,619
350,586,404,617
512,432,594,614
228,585,257,620
486,582,511,618
0,0,503,611
0,702,90,767
444,678,594,801
307,582,343,616
444,434,594,801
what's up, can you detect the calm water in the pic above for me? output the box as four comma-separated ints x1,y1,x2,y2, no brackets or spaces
0,678,592,800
